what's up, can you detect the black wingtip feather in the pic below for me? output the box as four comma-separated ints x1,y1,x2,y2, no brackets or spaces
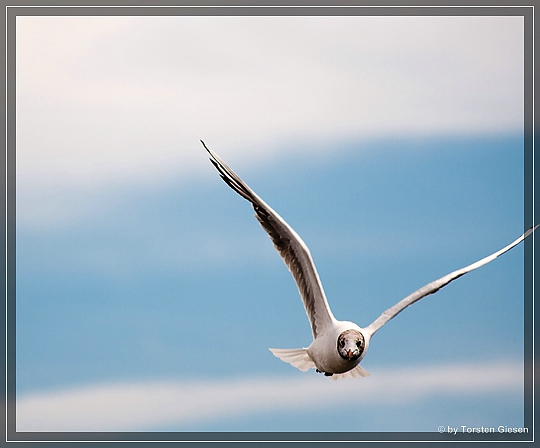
202,141,256,203
524,224,539,240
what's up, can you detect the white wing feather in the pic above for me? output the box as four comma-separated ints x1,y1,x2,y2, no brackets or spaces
364,225,537,337
202,141,336,338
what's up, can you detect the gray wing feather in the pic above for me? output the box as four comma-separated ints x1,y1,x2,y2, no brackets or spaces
202,141,336,338
364,225,537,337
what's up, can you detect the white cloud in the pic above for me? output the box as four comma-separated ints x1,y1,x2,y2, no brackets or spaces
17,360,522,432
14,15,524,229
16,15,523,186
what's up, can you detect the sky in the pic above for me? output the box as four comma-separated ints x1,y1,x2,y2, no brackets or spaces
14,14,530,435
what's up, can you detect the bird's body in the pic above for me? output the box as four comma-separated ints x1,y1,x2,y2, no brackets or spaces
308,321,370,375
201,140,536,379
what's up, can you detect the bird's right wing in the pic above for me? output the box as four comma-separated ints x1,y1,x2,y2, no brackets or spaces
363,225,537,337
201,141,336,338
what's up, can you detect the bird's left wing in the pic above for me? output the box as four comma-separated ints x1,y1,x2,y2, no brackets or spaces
201,141,336,338
363,225,537,337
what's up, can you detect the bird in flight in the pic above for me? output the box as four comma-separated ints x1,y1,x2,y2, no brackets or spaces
201,140,536,380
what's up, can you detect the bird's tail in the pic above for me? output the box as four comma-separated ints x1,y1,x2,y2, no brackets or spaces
268,348,316,372
328,364,370,380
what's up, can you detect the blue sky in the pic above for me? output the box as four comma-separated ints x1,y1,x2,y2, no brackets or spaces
14,15,529,434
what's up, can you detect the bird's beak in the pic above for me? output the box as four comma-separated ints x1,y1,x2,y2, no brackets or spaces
347,349,355,360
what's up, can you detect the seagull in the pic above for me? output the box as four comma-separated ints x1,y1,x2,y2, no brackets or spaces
201,140,536,380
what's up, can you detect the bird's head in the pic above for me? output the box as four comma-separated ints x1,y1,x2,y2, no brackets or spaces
337,329,365,362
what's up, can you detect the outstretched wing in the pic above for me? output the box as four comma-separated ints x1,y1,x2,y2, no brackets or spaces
201,140,336,338
364,225,537,337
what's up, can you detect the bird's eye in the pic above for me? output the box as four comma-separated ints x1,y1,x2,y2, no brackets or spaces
356,340,362,347
339,339,345,348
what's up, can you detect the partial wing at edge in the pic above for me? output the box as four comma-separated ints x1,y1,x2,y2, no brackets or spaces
364,225,537,337
201,140,336,338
